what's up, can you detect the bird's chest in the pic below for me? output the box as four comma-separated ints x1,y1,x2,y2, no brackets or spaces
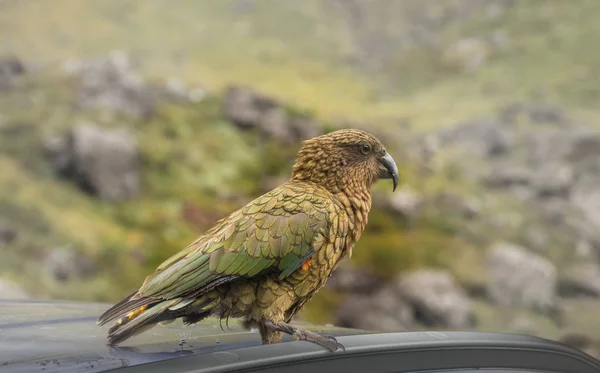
282,247,343,303
287,217,359,297
252,206,368,321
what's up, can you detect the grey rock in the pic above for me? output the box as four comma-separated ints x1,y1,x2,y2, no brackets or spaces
438,118,513,157
559,333,600,359
0,224,17,244
418,103,600,319
571,184,600,232
0,56,25,75
43,136,66,158
559,263,600,298
384,185,423,217
336,287,413,332
287,116,321,143
334,269,475,331
484,166,531,188
164,77,208,103
44,247,97,282
260,106,295,141
528,130,600,180
487,242,558,311
509,315,537,335
326,264,381,294
164,77,188,100
44,248,75,282
522,226,550,253
0,55,25,91
67,51,156,118
54,123,139,201
528,104,565,125
526,130,573,169
531,164,573,198
442,37,491,73
498,102,524,124
489,30,510,51
567,132,600,163
395,270,475,329
223,85,320,144
223,85,272,129
0,279,29,300
432,193,481,219
575,239,594,258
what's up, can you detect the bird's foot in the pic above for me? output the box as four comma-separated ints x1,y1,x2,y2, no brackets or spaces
263,320,345,352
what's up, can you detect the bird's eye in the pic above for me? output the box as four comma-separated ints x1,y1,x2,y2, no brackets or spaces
360,144,372,154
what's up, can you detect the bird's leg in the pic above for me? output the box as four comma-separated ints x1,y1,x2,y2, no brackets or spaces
262,320,345,352
258,320,283,344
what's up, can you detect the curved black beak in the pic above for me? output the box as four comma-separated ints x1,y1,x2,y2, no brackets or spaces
379,152,399,192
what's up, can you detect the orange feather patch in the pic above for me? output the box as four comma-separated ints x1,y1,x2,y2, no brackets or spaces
301,259,311,271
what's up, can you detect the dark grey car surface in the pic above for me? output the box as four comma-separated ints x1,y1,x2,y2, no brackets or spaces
1,299,600,373
0,299,363,372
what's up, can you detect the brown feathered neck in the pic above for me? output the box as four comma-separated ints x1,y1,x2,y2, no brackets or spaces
290,129,379,219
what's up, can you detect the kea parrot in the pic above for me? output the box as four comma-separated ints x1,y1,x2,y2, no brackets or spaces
97,128,398,351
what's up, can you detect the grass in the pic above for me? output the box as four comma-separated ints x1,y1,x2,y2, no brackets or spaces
2,0,599,130
1,0,600,337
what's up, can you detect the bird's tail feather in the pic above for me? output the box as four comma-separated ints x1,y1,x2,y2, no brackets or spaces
106,299,180,345
100,296,221,346
97,293,159,327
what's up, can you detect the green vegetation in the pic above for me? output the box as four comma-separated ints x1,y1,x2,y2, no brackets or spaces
0,70,481,308
2,0,600,127
1,0,599,337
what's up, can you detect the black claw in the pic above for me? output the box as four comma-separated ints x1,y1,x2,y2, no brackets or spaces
218,317,225,332
324,335,346,351
322,340,345,352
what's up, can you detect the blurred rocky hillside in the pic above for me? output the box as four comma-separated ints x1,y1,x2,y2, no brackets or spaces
1,0,600,355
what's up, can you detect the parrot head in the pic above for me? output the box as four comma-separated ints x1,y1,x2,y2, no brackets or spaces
291,129,399,193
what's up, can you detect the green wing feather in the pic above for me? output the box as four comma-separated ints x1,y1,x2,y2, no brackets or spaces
136,184,330,300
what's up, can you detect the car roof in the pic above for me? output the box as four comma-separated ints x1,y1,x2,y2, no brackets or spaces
0,299,366,373
2,299,599,373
